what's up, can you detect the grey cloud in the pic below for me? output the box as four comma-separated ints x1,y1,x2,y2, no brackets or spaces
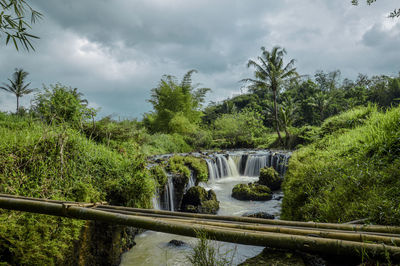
1,0,399,118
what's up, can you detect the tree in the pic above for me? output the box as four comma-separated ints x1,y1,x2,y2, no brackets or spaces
146,70,210,134
0,68,34,113
0,0,42,51
242,46,298,144
32,83,96,128
351,0,399,18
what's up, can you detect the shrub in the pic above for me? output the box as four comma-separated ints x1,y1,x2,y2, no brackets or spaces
32,84,96,129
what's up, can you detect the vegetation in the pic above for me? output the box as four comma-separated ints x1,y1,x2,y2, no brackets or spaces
231,183,272,201
0,68,34,113
187,231,235,266
181,186,219,214
1,39,400,264
258,167,281,190
0,0,42,51
242,46,298,144
351,0,400,18
282,106,400,225
0,112,154,264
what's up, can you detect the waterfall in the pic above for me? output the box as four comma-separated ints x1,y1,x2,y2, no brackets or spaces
156,150,291,211
185,173,196,192
206,154,240,180
241,152,289,176
160,177,175,211
152,194,160,210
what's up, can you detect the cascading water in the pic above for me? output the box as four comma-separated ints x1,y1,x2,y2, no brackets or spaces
122,150,291,265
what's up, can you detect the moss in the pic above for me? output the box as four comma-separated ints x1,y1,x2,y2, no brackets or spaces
167,155,208,183
232,183,272,201
259,167,281,190
282,106,400,225
149,165,168,190
181,186,219,214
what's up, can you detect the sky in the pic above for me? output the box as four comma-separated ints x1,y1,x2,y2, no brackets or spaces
0,0,399,119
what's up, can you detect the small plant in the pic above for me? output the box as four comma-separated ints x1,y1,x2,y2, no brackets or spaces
187,231,235,266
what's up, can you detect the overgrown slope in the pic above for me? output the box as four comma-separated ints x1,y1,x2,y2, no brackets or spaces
0,113,155,265
282,106,400,225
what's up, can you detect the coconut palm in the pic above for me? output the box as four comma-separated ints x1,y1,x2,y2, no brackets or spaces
0,68,34,113
242,46,298,143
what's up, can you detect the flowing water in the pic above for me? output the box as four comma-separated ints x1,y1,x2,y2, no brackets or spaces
120,150,289,266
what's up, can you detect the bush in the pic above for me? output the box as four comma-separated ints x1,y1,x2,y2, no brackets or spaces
140,133,192,155
32,84,96,129
212,110,268,148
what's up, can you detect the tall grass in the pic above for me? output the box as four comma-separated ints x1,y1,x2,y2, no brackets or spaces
282,106,400,225
0,113,156,264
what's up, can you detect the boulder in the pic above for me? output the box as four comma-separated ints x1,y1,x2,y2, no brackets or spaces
259,167,282,191
180,186,219,214
232,183,272,201
242,212,275,219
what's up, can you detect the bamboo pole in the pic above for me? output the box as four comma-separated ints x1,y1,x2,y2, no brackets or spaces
96,205,400,234
1,193,399,235
97,207,400,244
1,197,400,262
162,217,400,246
2,193,400,237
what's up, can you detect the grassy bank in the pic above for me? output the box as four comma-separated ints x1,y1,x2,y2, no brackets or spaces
282,105,400,225
0,113,155,265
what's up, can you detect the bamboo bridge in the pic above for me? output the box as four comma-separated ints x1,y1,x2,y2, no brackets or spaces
1,193,400,262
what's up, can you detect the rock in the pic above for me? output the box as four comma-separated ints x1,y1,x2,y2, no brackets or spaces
242,211,275,219
180,186,220,214
232,183,272,201
272,195,283,201
168,239,187,247
259,167,282,190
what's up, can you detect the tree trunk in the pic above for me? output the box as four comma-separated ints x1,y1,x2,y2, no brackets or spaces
16,96,19,114
273,89,282,143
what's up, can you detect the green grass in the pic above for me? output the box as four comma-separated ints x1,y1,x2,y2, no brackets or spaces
282,106,400,225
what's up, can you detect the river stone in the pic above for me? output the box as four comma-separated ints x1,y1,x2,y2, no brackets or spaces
180,186,219,214
231,183,272,201
168,239,187,247
258,167,282,191
242,211,275,219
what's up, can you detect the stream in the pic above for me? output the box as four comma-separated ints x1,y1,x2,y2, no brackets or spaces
120,150,289,266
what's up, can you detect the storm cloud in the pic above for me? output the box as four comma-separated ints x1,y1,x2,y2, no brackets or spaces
0,0,399,118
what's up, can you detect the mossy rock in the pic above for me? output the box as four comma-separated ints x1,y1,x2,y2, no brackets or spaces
181,186,219,214
259,167,281,191
231,183,272,201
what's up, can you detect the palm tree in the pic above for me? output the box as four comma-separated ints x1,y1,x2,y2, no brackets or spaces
242,46,298,143
0,68,34,113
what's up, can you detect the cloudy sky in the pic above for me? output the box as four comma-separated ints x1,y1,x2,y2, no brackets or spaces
0,0,399,119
